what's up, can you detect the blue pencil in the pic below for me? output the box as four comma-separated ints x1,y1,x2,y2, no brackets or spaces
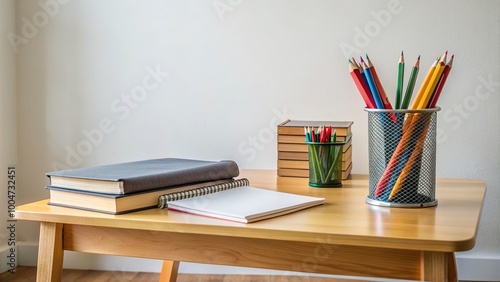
360,59,384,109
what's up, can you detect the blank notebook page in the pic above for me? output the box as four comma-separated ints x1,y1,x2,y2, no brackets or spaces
166,186,325,222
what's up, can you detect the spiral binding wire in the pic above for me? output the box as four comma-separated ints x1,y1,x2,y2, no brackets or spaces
158,178,249,208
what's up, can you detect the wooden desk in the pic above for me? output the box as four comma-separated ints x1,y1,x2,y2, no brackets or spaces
15,171,485,282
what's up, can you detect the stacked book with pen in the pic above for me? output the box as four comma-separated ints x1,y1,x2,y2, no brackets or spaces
349,51,454,205
305,126,345,187
277,119,353,179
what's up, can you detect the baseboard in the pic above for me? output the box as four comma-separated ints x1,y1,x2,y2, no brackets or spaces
16,243,500,281
17,242,163,272
456,254,500,281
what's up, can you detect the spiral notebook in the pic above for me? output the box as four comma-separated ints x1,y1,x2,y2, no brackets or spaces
158,178,325,223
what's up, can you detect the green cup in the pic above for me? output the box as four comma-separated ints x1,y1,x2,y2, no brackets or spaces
307,142,344,188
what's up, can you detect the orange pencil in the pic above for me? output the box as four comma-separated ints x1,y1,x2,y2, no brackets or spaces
349,60,376,109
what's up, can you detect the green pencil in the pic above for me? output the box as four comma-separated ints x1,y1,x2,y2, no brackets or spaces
396,51,404,109
401,55,420,109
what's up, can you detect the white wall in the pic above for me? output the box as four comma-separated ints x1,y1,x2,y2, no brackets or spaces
8,0,500,280
0,0,17,275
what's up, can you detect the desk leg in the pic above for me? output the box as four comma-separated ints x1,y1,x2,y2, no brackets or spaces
448,253,458,282
159,260,179,282
421,251,457,282
37,222,64,282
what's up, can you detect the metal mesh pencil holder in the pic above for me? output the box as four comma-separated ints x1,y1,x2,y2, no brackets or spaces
365,108,440,208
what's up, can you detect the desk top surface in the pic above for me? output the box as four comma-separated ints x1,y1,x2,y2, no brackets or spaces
15,170,486,252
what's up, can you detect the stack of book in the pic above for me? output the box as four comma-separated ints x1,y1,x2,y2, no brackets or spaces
277,120,353,179
45,158,327,222
45,158,240,214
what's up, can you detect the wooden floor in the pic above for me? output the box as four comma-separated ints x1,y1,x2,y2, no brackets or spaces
0,266,374,282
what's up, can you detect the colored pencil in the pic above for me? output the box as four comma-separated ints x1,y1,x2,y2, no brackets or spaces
365,54,397,122
351,57,360,68
409,57,439,109
416,51,447,109
374,120,415,197
401,56,420,109
428,54,454,108
365,54,394,111
395,51,404,109
389,115,431,200
349,59,376,108
360,59,384,109
352,57,370,93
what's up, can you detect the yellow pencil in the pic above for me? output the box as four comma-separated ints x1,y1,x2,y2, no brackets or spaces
416,51,448,109
389,115,431,200
409,57,439,109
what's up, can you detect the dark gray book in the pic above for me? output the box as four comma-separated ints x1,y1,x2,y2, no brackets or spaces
46,179,233,214
46,158,239,194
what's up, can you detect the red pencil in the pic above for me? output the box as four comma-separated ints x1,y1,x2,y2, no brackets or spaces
349,60,376,108
365,54,396,122
365,54,394,111
428,54,454,108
